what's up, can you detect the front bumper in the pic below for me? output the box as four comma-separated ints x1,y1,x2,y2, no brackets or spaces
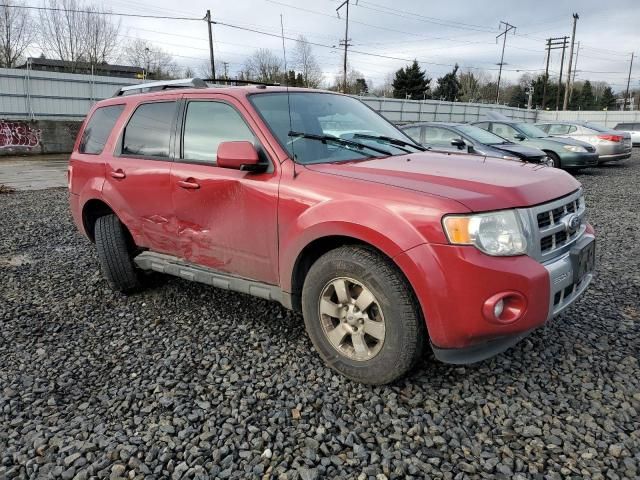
394,228,595,364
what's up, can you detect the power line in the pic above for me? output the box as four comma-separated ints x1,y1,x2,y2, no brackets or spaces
0,3,201,20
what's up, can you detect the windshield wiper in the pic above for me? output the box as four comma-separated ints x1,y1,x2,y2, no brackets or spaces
352,133,427,152
288,131,392,156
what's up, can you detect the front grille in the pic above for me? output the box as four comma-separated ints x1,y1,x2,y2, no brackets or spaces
526,190,585,261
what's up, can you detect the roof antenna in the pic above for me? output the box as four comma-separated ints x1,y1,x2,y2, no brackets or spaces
280,14,298,178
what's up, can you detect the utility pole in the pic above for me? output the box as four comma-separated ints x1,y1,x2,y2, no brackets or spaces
337,0,353,94
205,10,216,80
542,37,568,110
555,36,569,111
222,61,229,81
569,42,580,104
563,13,579,110
527,84,534,109
623,52,635,111
495,21,516,103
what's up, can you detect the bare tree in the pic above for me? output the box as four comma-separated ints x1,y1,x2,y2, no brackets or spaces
123,38,179,80
292,35,322,88
84,5,120,66
0,0,35,67
243,48,282,83
38,0,88,71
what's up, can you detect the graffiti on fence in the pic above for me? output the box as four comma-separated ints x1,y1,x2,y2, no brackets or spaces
0,121,42,149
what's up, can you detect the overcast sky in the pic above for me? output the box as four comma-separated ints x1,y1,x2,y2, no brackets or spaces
92,0,638,91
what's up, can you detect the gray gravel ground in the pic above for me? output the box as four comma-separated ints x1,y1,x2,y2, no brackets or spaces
1,153,639,480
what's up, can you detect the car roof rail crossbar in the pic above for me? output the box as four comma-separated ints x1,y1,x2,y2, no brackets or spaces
114,78,208,97
203,78,281,87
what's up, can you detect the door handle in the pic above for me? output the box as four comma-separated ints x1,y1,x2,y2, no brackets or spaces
178,179,200,190
110,169,126,179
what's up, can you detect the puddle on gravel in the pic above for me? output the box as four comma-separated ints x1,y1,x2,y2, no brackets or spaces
0,254,31,267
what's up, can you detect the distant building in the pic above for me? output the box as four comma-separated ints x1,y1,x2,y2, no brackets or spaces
615,96,636,111
17,57,144,79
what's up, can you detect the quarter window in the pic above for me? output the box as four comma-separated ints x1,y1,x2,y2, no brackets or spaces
122,102,177,158
79,105,125,154
402,126,422,143
182,101,255,163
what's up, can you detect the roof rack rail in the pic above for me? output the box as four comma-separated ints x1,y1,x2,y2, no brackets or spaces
203,78,281,87
114,78,208,97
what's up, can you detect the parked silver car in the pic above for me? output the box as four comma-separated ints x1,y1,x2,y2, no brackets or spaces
613,123,640,147
535,121,632,163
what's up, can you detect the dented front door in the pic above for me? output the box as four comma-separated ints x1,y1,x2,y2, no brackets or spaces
169,96,280,285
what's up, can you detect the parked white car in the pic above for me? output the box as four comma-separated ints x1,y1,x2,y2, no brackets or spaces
614,123,640,147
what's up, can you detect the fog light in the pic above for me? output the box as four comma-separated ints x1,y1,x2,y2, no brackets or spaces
482,291,527,324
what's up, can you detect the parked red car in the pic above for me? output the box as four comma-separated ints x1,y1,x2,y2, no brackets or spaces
68,79,596,384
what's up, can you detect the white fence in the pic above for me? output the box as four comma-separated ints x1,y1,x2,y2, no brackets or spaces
1,67,639,128
359,97,538,124
0,67,139,121
536,109,640,128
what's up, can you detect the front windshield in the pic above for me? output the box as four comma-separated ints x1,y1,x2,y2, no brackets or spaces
250,92,420,164
456,124,510,145
516,123,548,138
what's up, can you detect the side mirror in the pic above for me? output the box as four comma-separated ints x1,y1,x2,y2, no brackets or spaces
514,133,526,141
451,138,466,149
217,141,266,172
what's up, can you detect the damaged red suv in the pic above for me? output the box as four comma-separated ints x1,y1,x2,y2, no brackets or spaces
69,79,595,384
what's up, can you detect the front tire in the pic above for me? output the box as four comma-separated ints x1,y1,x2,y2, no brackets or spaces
302,246,425,384
94,214,141,293
546,151,562,168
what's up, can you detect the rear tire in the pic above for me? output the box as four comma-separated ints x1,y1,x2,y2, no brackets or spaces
302,246,425,384
94,214,141,293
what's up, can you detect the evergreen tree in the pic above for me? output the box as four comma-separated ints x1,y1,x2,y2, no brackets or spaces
354,78,368,95
507,85,527,107
392,60,430,99
599,86,616,110
580,80,595,110
433,64,461,101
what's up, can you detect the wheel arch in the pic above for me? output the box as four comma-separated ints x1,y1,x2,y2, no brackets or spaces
288,232,423,318
82,198,134,245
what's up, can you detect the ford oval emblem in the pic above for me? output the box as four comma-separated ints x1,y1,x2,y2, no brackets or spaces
562,213,581,231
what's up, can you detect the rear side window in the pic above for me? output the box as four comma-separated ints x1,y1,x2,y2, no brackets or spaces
182,101,255,164
79,105,125,154
122,102,177,158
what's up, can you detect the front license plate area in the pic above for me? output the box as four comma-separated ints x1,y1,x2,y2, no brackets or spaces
570,237,595,284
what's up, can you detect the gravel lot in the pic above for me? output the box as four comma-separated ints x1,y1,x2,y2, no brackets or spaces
1,154,639,480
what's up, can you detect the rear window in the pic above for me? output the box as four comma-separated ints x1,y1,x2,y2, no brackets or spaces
122,102,177,158
79,105,125,154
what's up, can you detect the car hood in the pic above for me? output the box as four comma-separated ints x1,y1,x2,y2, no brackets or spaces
538,136,591,147
488,143,546,158
304,152,580,212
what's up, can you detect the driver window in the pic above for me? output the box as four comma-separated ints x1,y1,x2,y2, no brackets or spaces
424,127,460,147
547,124,571,135
491,123,518,141
182,101,255,164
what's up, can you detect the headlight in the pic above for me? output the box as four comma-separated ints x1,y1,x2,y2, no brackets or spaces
563,145,587,153
442,210,528,256
502,155,519,161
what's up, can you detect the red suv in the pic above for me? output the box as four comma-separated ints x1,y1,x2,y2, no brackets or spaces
69,79,596,384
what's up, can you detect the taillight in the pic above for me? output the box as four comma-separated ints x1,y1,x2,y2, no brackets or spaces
597,134,623,142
